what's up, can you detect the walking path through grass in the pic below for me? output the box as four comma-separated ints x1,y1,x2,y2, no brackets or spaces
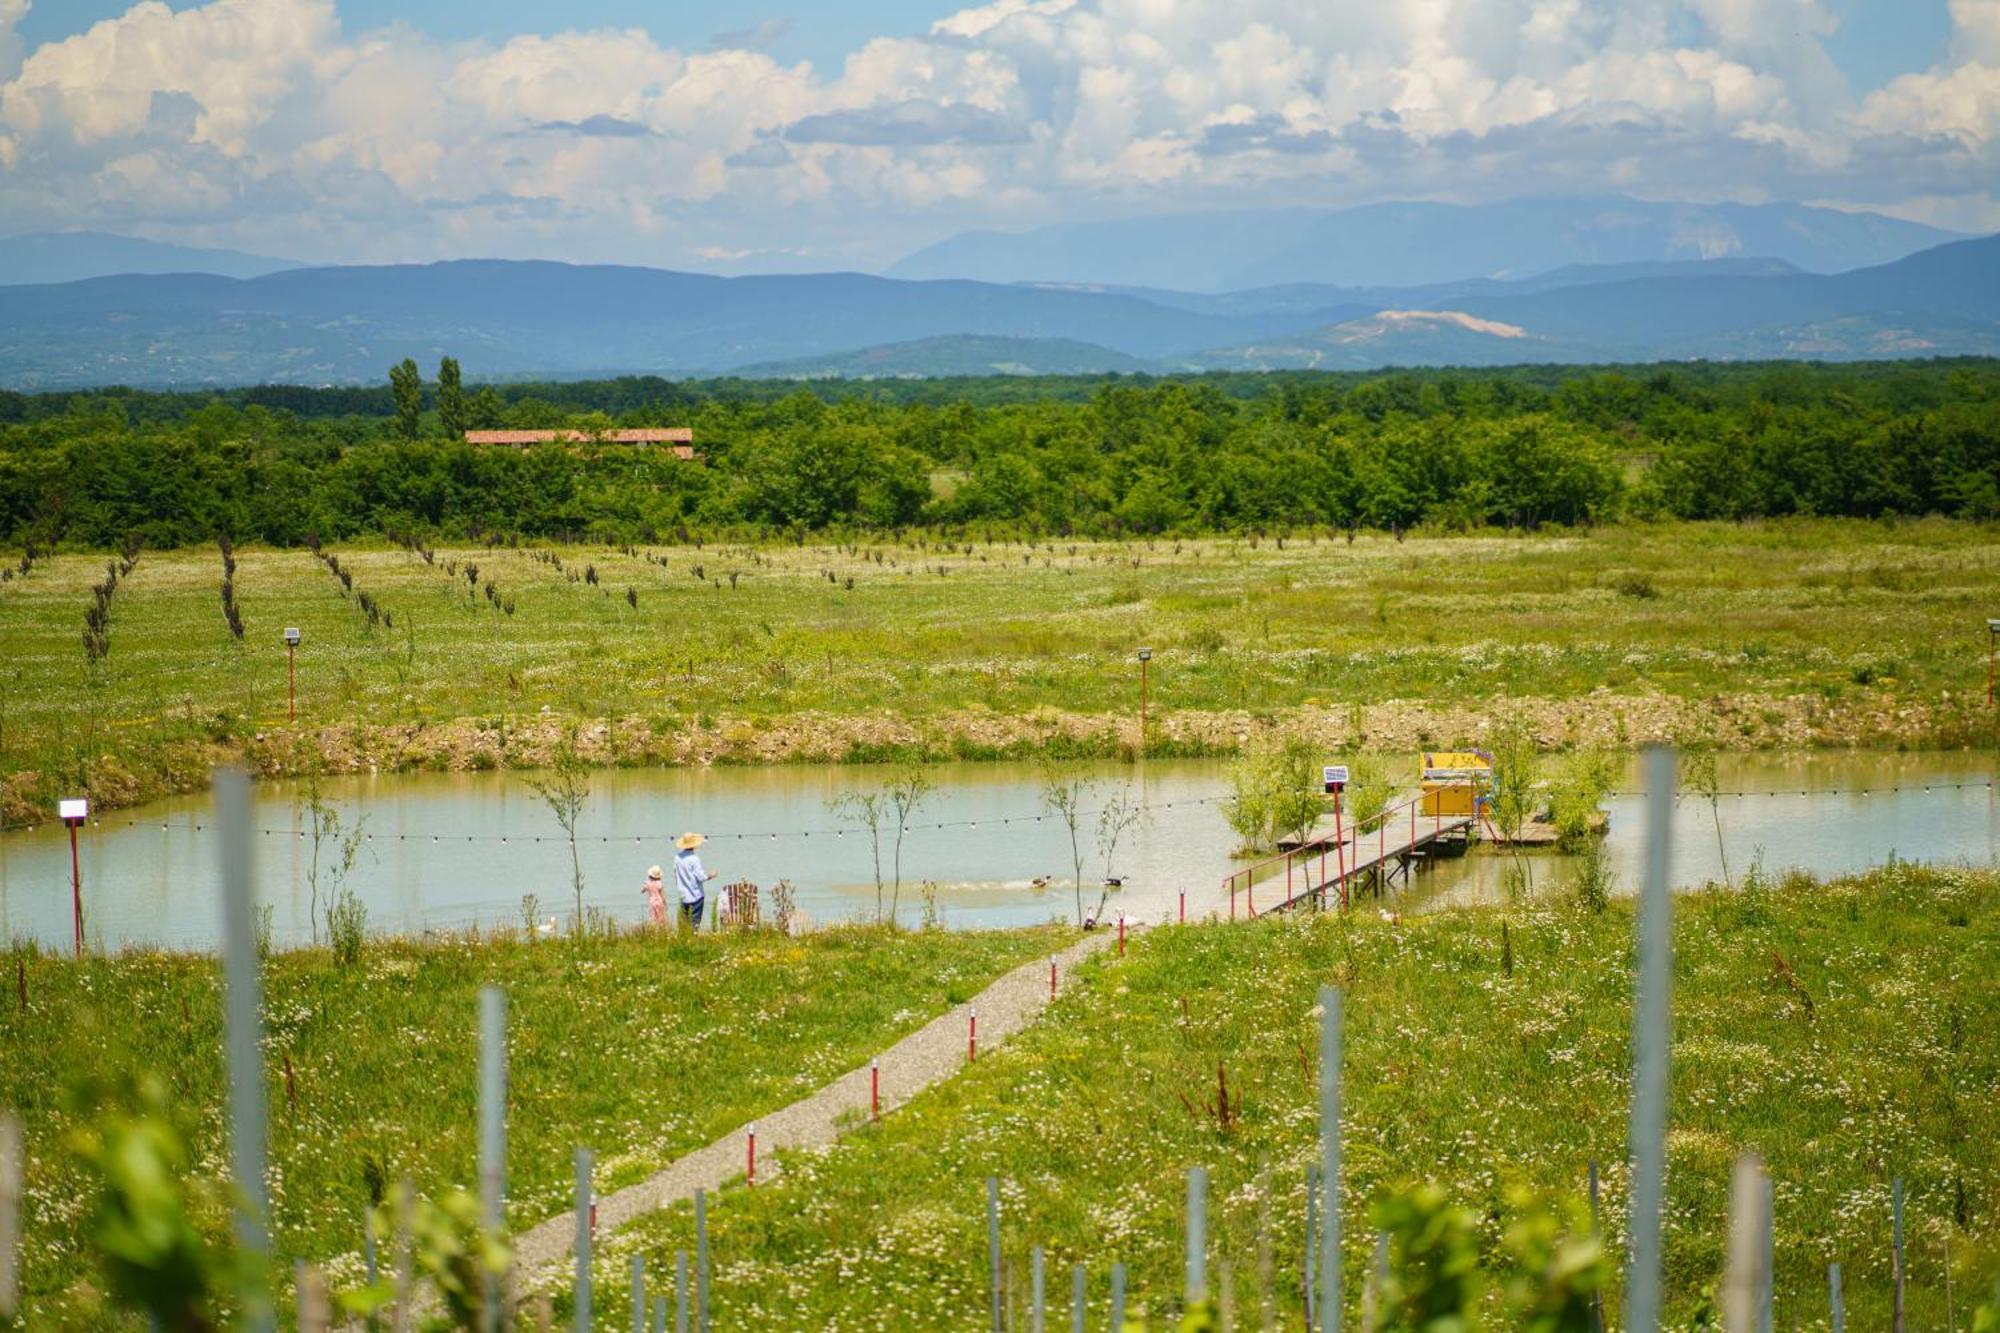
3,924,1071,1322
510,929,1118,1290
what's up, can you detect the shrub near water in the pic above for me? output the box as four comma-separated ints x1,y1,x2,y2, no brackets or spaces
589,865,1998,1330
0,922,1066,1323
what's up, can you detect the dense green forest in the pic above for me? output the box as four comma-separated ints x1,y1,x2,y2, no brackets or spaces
1,359,1996,547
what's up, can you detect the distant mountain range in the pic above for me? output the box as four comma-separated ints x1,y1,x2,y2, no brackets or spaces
888,196,1963,291
737,335,1152,379
0,231,1993,389
0,231,299,285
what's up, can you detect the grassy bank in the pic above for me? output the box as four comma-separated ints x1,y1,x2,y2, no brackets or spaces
582,865,1999,1329
0,920,1067,1323
3,519,1997,824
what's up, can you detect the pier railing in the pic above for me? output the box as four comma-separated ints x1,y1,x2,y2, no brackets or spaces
1221,792,1462,919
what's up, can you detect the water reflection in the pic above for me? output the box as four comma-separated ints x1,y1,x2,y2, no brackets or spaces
0,752,1992,950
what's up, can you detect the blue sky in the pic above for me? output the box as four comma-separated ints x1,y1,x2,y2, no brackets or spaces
0,0,1992,270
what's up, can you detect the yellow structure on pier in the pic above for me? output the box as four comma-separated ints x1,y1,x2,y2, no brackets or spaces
1420,750,1494,817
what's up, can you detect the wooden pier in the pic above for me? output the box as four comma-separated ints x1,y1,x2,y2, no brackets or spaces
1224,795,1478,918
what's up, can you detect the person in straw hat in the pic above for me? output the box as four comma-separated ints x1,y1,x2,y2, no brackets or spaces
642,865,668,926
673,832,717,928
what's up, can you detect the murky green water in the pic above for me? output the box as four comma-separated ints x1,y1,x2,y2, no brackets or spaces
0,751,1992,950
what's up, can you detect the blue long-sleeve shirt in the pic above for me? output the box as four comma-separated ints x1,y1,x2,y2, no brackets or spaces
674,850,707,904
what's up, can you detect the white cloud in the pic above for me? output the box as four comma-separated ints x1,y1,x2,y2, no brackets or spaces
0,0,1990,268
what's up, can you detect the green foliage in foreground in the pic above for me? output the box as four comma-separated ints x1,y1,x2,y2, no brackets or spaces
587,865,1999,1330
0,921,1066,1325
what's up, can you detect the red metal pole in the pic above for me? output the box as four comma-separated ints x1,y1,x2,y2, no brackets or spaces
1117,914,1126,955
747,1123,756,1188
1334,789,1348,912
288,644,296,722
589,1201,598,1241
1179,888,1186,924
69,822,83,958
1140,657,1148,743
1990,625,1995,705
871,1059,880,1120
1050,958,1057,998
968,1009,977,1063
1229,879,1236,921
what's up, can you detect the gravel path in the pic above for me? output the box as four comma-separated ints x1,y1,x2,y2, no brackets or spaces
509,927,1119,1286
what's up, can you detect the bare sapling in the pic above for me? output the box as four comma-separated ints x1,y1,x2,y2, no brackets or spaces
525,734,592,939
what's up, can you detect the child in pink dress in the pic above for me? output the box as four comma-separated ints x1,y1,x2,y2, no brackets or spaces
642,865,668,926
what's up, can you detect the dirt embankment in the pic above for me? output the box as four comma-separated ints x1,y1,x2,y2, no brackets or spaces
4,687,1986,828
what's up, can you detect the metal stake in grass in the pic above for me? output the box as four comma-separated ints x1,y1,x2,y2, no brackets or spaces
1624,746,1675,1333
576,1148,594,1331
1032,1246,1045,1333
1319,985,1343,1333
1828,1262,1844,1333
1759,1174,1775,1333
218,768,273,1330
695,1188,711,1333
630,1255,646,1333
988,1177,1003,1333
1188,1166,1209,1306
1111,1262,1127,1330
1892,1176,1906,1333
0,1111,19,1321
1723,1154,1769,1333
479,986,508,1333
1072,1263,1085,1333
676,1250,689,1333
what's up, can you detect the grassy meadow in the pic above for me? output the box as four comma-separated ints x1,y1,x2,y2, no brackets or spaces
2,518,1997,824
573,865,2000,1330
0,920,1067,1324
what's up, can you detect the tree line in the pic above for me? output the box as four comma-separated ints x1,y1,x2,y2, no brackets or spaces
0,359,1995,548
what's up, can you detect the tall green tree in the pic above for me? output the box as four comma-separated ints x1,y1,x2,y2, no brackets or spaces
388,358,422,440
436,356,466,440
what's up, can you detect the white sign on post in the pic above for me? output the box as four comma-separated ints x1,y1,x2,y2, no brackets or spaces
1323,765,1348,793
58,798,89,822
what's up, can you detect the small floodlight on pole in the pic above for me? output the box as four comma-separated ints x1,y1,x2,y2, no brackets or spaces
283,627,301,721
59,798,88,957
1137,648,1153,745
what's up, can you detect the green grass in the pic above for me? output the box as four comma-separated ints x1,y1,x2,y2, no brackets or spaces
583,866,2000,1330
2,519,1997,824
0,921,1067,1323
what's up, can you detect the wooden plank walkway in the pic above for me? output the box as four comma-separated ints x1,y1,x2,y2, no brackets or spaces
1238,811,1475,916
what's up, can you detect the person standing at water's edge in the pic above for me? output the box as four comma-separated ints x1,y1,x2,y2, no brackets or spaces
643,865,668,926
675,834,716,928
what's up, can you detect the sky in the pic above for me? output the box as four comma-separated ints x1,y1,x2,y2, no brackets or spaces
0,0,1993,272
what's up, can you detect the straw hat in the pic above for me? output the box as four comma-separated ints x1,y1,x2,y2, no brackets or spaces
675,832,706,850
646,865,664,880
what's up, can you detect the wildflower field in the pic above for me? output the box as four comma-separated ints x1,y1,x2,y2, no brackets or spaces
0,921,1066,1324
3,518,1997,825
581,865,2000,1330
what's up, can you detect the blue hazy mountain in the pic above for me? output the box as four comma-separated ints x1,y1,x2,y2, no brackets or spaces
0,231,300,285
0,262,1319,389
1190,234,2000,369
888,197,1961,291
0,238,1992,388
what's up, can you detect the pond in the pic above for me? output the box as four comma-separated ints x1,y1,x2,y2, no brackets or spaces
0,751,1993,951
